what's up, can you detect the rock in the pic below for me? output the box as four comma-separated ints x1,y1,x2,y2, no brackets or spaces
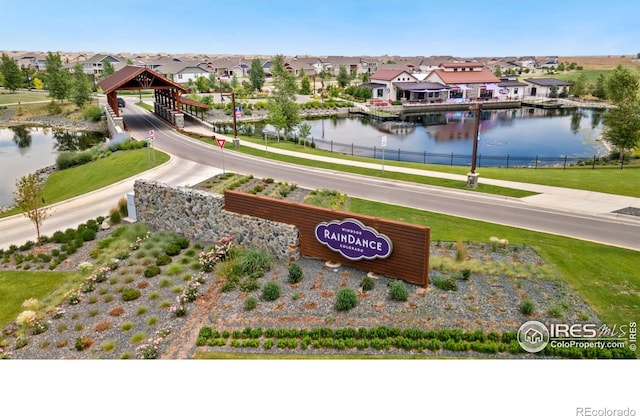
101,221,111,230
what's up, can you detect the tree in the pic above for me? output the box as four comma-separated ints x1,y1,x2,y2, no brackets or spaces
299,74,311,95
493,65,502,77
231,74,239,90
195,76,209,93
570,73,586,97
102,60,115,78
549,85,558,98
602,65,640,162
266,55,299,139
14,173,50,246
337,65,350,88
249,58,265,91
0,53,23,92
298,122,311,146
593,74,607,99
70,63,92,107
361,72,370,83
45,52,71,102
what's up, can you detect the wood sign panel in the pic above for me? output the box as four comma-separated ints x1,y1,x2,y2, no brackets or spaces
224,190,430,287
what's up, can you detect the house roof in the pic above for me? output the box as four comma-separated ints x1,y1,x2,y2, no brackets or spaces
440,62,485,69
429,67,500,84
524,78,572,87
371,69,413,81
395,82,449,91
98,65,188,94
498,80,528,87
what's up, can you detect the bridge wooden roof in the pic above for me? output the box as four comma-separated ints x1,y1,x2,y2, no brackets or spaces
98,65,188,94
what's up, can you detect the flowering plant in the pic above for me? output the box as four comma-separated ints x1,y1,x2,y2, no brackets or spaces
16,310,36,327
199,236,233,272
136,328,171,359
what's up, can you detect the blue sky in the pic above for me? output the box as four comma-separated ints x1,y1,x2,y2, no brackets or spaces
1,0,638,57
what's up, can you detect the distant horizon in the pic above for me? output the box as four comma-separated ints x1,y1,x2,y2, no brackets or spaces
1,0,639,58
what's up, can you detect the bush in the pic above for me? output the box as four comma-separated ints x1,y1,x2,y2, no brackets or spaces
288,263,303,283
360,276,375,291
261,281,281,301
520,299,535,315
122,288,141,301
143,265,161,278
165,244,181,256
336,287,358,311
388,280,409,301
156,254,172,266
174,237,190,249
109,208,122,225
433,277,458,291
244,296,258,310
83,105,103,121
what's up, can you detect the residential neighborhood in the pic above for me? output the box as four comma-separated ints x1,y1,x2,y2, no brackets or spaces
3,50,579,103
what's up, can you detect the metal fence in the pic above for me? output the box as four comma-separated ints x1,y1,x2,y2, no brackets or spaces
302,136,630,169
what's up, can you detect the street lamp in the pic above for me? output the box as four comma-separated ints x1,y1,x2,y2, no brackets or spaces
467,103,481,188
220,91,239,147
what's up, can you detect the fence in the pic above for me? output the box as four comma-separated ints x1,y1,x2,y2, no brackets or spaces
298,136,631,170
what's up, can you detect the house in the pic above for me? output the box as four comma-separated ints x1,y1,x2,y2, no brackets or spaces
154,61,212,85
496,77,527,100
369,69,418,102
424,62,501,100
81,54,122,76
523,78,572,97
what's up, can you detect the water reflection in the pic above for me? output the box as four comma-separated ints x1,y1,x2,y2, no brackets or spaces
10,126,32,154
53,129,106,152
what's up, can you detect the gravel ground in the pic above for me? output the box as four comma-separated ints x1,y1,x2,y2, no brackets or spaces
1,231,599,359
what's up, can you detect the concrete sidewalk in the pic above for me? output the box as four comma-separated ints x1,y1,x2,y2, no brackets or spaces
0,155,222,250
183,120,640,219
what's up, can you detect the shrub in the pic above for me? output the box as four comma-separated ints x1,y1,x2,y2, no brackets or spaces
122,288,141,301
75,336,93,351
165,244,181,256
156,254,172,266
433,277,458,291
520,299,535,316
336,287,358,311
360,276,375,291
144,265,161,278
261,281,281,301
288,263,303,283
83,105,103,121
388,280,409,301
109,208,122,225
244,296,258,310
174,237,190,249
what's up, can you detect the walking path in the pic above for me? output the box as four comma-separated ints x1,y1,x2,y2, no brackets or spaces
182,120,640,219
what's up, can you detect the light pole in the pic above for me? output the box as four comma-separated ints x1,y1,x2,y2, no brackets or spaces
220,91,239,147
467,103,481,188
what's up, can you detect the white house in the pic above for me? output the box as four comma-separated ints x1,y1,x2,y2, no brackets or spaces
369,69,418,102
523,78,572,97
154,62,212,85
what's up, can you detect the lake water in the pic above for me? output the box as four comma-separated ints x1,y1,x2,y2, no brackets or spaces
301,107,609,166
0,127,106,207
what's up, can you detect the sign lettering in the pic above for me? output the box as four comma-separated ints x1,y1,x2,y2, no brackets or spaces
315,218,393,261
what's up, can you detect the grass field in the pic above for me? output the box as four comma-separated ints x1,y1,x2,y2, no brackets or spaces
0,148,169,218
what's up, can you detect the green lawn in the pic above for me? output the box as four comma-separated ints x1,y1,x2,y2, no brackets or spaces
220,134,640,197
348,198,640,327
0,270,76,328
1,148,169,218
0,91,50,105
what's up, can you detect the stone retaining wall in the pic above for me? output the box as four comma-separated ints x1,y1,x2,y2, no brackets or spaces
133,180,299,261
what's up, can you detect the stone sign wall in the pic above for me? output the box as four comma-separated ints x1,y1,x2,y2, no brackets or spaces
133,180,299,261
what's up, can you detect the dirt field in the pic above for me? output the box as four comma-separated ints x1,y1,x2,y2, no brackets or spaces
557,55,640,69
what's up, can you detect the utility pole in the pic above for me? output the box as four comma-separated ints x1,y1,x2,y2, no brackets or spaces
467,103,481,188
221,91,239,147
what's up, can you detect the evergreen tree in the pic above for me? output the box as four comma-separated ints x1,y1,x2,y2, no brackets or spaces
337,65,350,88
299,74,311,95
249,58,265,91
102,59,115,78
45,52,71,101
593,73,607,99
570,73,586,97
0,53,23,92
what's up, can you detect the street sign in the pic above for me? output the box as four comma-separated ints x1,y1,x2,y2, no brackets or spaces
216,138,226,149
234,106,242,118
381,135,387,147
149,129,155,140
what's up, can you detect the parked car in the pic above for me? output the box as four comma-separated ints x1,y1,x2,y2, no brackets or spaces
117,97,125,108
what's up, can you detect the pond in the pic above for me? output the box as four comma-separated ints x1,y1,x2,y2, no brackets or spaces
0,127,107,208
297,107,609,167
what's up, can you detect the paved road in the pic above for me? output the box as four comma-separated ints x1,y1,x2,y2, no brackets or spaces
120,99,640,251
1,97,638,251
